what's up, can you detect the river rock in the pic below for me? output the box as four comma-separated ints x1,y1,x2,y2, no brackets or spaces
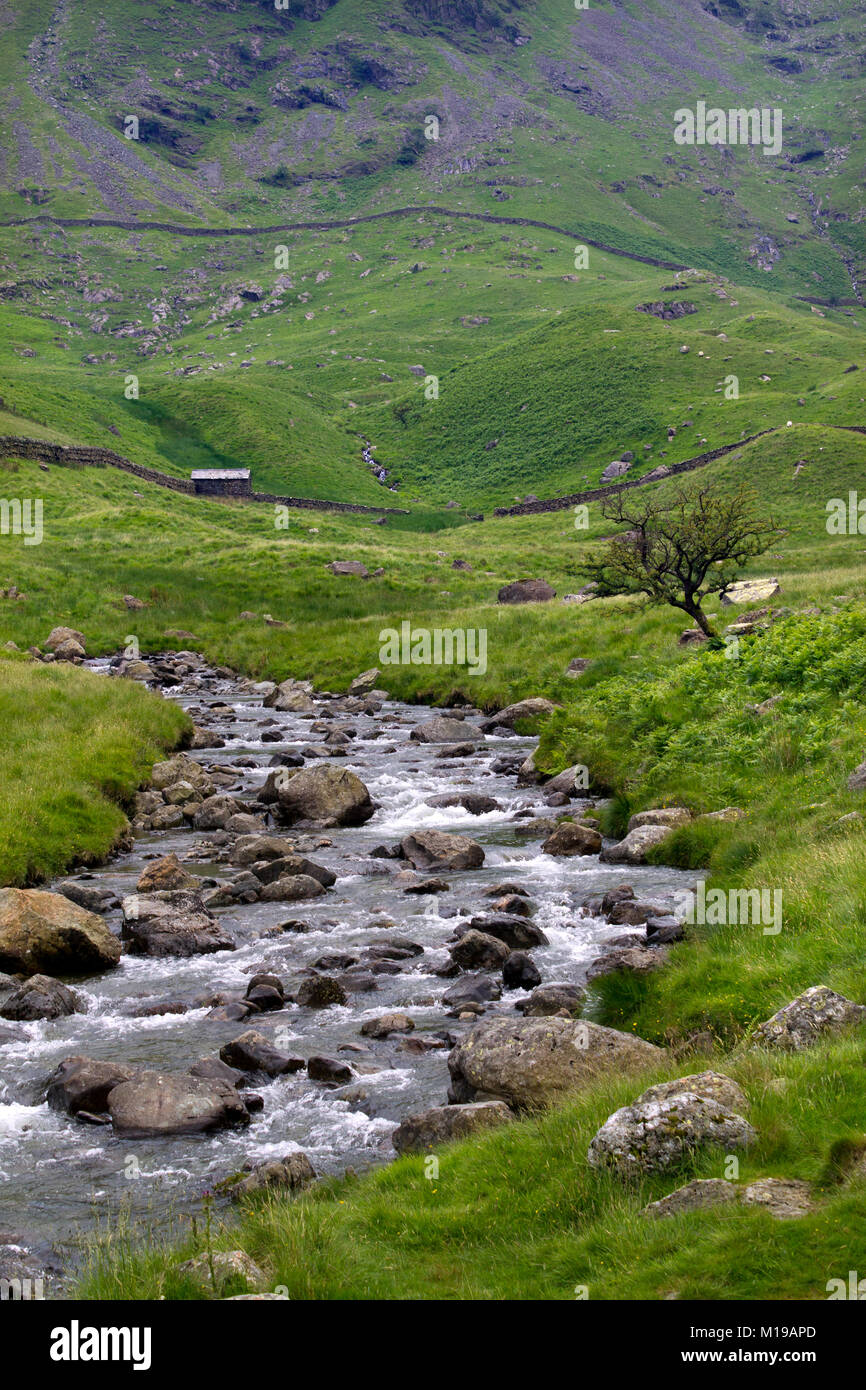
392,1100,514,1155
46,1056,133,1116
348,668,380,696
544,765,586,796
275,764,374,827
108,1071,251,1137
600,824,674,864
230,835,299,866
220,1031,304,1077
228,1152,316,1198
0,974,84,1021
54,881,115,914
188,1057,246,1089
251,854,336,888
449,930,510,971
542,823,602,857
264,678,316,713
295,974,347,1008
520,983,585,1016
410,716,481,745
193,794,242,830
360,1012,415,1038
448,1017,662,1110
258,874,326,902
307,1056,354,1084
443,974,502,1008
427,793,499,815
481,698,557,730
586,946,667,981
150,754,215,797
467,914,548,949
750,985,866,1050
0,888,121,977
121,891,235,957
503,951,542,990
136,854,200,893
587,1093,756,1175
400,830,484,871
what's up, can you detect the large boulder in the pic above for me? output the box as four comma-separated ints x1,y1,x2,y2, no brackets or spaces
542,823,602,857
121,892,235,957
448,1016,663,1111
150,754,215,798
481,698,557,731
392,1101,514,1155
467,914,548,949
193,794,242,830
750,985,866,1050
46,626,85,653
108,1070,251,1137
257,874,326,903
230,835,300,866
0,889,121,978
275,764,374,827
0,974,83,1021
497,579,556,604
46,1056,133,1116
400,830,484,871
587,1093,756,1175
449,931,510,971
600,824,674,864
136,854,200,894
250,855,336,889
348,668,380,696
263,678,316,713
719,578,780,606
410,716,482,745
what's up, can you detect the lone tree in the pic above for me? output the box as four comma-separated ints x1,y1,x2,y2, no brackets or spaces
580,482,777,641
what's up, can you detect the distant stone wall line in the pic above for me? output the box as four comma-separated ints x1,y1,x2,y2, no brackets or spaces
491,424,866,517
0,437,408,514
0,206,689,271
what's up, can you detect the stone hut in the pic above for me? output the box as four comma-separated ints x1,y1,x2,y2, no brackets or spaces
191,469,251,497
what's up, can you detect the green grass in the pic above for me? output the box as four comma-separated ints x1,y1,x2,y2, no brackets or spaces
77,1036,866,1301
0,657,189,885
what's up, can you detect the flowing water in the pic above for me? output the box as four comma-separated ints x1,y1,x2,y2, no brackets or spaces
0,656,694,1284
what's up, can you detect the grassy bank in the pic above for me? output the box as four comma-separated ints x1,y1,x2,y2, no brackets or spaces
78,1034,866,1301
0,659,189,885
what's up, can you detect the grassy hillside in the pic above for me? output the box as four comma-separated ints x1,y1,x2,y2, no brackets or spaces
2,0,863,297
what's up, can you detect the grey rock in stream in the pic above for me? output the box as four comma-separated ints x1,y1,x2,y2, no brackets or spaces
108,1070,251,1137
